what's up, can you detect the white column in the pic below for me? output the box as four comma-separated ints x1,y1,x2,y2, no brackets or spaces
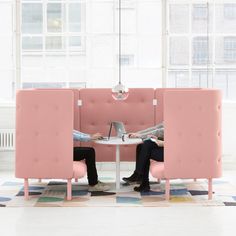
162,0,167,88
15,0,21,90
116,144,120,189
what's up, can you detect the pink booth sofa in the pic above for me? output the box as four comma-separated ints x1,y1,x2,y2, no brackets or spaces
15,90,87,200
15,88,222,201
150,89,222,200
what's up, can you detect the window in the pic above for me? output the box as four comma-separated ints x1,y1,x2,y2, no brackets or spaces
2,0,236,103
192,37,209,65
0,1,15,103
167,2,236,101
21,0,162,91
119,55,134,66
224,37,236,62
21,0,85,91
21,1,83,52
224,4,236,20
193,4,208,20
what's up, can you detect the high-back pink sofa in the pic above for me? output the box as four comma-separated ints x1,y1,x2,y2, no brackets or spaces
150,89,222,200
15,88,222,201
15,90,87,200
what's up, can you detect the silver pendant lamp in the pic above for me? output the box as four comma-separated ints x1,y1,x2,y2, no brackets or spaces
112,0,129,100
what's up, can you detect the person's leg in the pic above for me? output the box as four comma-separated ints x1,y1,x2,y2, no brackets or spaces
150,147,164,162
135,140,158,175
122,143,143,183
134,146,164,192
73,147,98,186
73,147,110,191
134,160,151,192
135,143,143,170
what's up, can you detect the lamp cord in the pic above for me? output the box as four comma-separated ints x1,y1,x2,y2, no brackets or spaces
119,0,121,84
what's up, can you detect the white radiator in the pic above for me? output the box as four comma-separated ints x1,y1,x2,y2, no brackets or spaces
0,129,15,151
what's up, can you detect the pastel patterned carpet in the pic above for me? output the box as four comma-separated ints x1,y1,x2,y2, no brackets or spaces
0,177,236,207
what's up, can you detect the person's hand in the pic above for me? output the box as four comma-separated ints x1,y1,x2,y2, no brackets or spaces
91,133,103,140
128,133,141,138
155,140,164,147
147,135,158,140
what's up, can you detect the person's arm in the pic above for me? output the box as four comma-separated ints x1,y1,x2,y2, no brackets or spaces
136,122,164,135
137,127,164,140
73,130,91,142
128,122,164,139
146,127,164,140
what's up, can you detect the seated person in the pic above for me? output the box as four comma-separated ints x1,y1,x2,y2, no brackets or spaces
73,130,110,192
122,122,164,192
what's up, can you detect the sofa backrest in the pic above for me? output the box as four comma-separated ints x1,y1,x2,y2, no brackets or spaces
15,88,222,165
164,89,222,179
15,90,74,179
78,88,156,161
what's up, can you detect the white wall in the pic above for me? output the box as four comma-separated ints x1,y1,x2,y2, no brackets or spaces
0,106,15,129
222,103,236,168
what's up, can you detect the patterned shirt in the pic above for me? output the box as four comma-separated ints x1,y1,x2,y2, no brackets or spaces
73,130,91,142
136,122,164,139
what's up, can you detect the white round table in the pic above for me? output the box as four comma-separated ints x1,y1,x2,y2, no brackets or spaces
95,136,142,189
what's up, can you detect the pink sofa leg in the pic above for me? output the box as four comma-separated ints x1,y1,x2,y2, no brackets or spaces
75,178,78,183
165,179,170,200
67,179,72,200
24,178,29,200
194,178,197,182
208,178,213,200
38,179,42,183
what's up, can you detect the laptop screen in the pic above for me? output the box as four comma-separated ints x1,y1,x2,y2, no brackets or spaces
112,121,126,137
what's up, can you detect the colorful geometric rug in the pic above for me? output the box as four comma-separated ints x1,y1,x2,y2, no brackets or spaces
0,176,236,207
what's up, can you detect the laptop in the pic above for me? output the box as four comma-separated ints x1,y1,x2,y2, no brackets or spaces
112,121,127,138
100,123,113,141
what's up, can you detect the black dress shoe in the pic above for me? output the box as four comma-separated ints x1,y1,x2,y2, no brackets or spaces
134,183,150,192
122,172,142,184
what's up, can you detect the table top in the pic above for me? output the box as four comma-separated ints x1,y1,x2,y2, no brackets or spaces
95,136,142,145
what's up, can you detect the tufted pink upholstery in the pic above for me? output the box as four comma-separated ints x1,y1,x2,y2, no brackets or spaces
16,88,222,201
150,89,222,200
73,161,87,179
79,88,155,161
155,88,201,124
150,161,165,179
15,89,86,200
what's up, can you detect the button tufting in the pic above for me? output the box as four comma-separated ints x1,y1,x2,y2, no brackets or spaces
197,132,202,137
35,131,39,136
198,106,202,111
217,131,221,137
